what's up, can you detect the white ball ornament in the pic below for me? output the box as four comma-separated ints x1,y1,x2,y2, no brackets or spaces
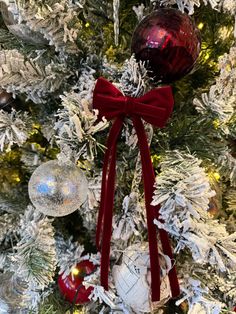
112,243,171,313
28,160,88,217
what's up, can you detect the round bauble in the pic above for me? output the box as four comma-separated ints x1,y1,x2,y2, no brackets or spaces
28,160,88,217
0,91,17,112
0,1,47,45
131,8,201,83
112,243,171,313
58,260,96,304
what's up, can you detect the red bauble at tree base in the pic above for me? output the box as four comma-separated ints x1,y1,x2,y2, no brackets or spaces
58,260,96,305
131,8,201,83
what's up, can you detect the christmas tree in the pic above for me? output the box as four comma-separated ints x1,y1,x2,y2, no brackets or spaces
0,0,235,313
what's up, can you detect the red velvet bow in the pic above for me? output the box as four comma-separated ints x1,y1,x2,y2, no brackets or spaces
93,77,180,302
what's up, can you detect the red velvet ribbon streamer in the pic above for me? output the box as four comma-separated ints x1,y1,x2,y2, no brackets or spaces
93,77,180,302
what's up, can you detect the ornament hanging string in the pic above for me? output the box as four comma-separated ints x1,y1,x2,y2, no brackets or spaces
93,77,180,302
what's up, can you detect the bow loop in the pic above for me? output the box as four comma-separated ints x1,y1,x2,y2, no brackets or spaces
93,77,174,127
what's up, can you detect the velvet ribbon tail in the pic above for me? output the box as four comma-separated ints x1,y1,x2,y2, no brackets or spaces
96,116,124,290
96,114,180,301
133,116,180,300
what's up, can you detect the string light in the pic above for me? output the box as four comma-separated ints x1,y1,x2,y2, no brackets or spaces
14,176,21,183
207,171,221,182
213,119,220,129
213,172,221,182
71,267,80,276
198,22,204,30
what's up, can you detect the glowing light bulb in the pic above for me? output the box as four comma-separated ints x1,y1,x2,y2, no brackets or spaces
213,172,221,182
71,267,80,276
213,119,220,129
198,22,204,30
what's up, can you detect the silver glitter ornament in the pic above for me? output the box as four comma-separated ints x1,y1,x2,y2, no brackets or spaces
28,160,88,217
0,0,47,45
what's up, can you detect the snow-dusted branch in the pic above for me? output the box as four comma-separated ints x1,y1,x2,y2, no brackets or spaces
0,109,31,151
12,206,56,290
0,49,67,103
152,151,236,271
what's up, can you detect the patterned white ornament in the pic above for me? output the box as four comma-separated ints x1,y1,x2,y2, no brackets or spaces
112,243,171,313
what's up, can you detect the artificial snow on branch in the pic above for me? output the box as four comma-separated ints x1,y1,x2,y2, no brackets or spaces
194,47,236,134
0,109,31,151
20,143,46,172
177,258,236,313
22,282,52,312
225,188,236,213
152,151,236,271
56,235,86,277
102,56,151,99
177,276,223,314
116,56,151,98
0,213,19,244
0,272,29,313
221,0,236,14
0,253,10,270
193,93,234,134
0,49,67,103
112,192,146,242
132,4,146,21
0,271,52,313
151,0,221,15
194,47,236,185
12,206,57,290
0,28,32,51
14,0,83,53
218,150,236,187
55,67,108,162
79,173,102,231
82,257,124,312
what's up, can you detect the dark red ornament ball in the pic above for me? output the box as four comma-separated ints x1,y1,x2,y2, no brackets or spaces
131,8,201,83
58,260,96,305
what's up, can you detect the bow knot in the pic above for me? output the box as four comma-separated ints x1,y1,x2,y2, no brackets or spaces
93,77,174,128
93,77,180,302
124,96,136,116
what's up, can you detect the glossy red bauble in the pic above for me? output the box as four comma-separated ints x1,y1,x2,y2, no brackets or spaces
131,8,201,83
58,260,96,304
